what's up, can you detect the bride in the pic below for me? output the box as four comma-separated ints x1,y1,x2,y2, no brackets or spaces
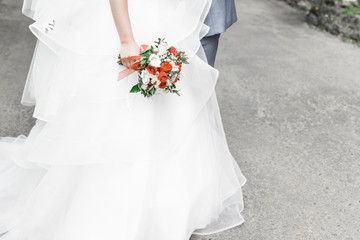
0,0,246,239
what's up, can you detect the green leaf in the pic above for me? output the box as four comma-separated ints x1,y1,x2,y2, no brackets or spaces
181,58,189,64
144,49,151,54
130,84,140,93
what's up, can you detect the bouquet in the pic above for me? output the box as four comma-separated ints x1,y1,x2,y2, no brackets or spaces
118,38,189,98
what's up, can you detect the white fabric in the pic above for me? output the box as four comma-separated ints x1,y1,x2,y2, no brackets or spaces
0,0,246,239
22,0,211,57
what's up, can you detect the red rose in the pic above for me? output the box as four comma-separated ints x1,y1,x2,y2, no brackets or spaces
148,82,153,88
169,46,178,56
160,62,172,73
173,77,178,84
158,72,168,82
159,82,167,89
146,66,157,75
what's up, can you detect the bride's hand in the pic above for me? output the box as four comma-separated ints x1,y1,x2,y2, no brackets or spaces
109,0,138,68
120,41,140,68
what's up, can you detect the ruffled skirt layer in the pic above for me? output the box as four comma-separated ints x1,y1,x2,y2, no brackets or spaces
0,93,246,239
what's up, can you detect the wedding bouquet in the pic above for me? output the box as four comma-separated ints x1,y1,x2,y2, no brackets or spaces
118,38,189,98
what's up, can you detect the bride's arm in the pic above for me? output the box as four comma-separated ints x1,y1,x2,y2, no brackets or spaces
109,0,139,67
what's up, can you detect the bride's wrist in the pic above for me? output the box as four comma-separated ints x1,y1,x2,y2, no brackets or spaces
120,37,135,45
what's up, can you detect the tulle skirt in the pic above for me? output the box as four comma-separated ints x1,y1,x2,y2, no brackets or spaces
0,0,246,239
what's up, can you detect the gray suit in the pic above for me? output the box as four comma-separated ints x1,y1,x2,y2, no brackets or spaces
201,0,237,67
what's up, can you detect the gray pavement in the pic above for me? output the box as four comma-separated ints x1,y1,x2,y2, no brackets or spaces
1,0,360,239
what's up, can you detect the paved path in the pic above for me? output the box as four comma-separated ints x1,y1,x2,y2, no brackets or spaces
1,0,360,239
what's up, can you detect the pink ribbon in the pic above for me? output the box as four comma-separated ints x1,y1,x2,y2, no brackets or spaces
118,45,150,81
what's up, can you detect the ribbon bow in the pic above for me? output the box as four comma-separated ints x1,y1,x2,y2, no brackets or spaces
118,44,150,81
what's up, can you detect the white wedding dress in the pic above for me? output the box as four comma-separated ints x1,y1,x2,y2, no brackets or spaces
0,0,246,239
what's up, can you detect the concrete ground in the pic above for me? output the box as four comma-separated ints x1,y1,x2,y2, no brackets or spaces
1,0,360,239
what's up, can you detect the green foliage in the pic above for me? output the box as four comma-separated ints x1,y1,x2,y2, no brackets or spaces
344,0,360,15
307,22,315,28
130,84,140,93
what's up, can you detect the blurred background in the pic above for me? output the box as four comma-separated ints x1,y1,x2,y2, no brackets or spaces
1,0,360,239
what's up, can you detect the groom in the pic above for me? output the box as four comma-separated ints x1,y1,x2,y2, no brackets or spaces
201,0,238,67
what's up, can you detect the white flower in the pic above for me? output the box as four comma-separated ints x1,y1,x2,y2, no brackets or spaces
157,43,168,56
141,70,151,84
149,54,161,67
150,77,157,84
141,84,148,90
171,61,179,72
154,80,162,89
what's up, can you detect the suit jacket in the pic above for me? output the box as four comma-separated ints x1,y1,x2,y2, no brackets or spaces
204,0,238,37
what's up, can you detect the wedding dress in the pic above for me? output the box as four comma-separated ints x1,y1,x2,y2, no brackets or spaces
0,0,246,239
